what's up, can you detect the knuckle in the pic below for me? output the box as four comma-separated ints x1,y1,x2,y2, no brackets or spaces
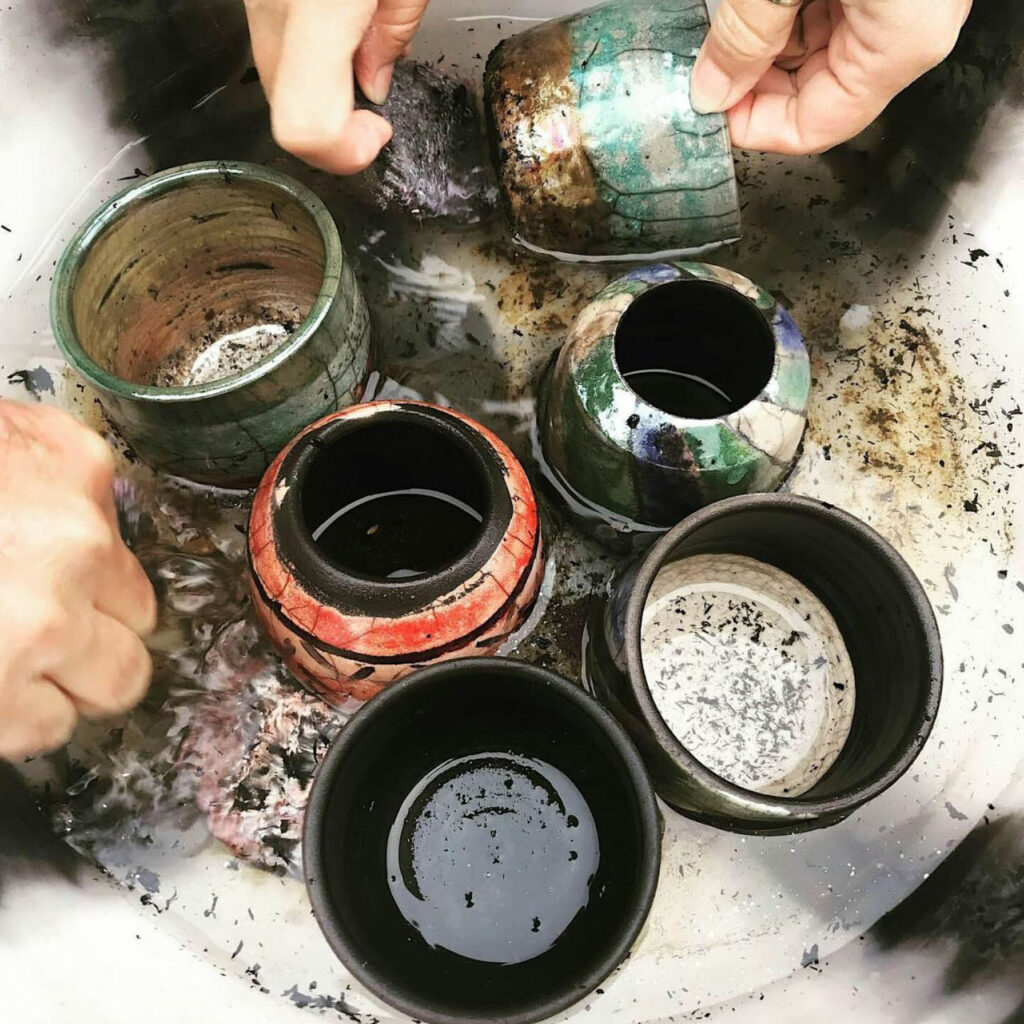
136,578,159,636
76,427,116,480
918,28,959,69
38,707,76,753
26,602,73,651
109,638,153,712
271,108,344,157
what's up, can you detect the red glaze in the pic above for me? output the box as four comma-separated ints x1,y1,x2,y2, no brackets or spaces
248,401,545,706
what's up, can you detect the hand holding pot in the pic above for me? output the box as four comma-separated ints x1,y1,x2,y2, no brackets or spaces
0,402,156,760
691,0,972,153
243,0,431,174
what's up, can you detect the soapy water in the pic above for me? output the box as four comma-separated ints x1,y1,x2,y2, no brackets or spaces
42,373,560,877
640,554,856,797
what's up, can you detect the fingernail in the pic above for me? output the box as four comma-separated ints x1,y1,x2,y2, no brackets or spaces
362,63,394,106
690,53,733,114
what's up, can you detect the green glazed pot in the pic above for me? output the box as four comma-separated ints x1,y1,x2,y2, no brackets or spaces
535,262,811,551
485,0,740,260
51,161,372,486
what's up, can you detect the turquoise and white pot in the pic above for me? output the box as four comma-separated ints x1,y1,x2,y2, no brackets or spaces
485,0,740,260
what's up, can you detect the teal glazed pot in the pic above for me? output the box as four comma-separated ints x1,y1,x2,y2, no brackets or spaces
51,161,372,486
536,262,811,551
484,0,740,260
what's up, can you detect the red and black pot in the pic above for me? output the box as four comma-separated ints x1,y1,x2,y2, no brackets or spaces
248,401,545,705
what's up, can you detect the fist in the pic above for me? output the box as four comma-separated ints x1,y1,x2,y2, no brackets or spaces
0,402,157,760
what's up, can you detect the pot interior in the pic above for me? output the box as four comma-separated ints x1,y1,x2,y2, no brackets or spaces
69,173,326,387
636,503,937,801
615,279,774,419
299,417,490,581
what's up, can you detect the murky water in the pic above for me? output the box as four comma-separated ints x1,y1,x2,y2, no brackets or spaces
387,752,600,964
640,554,856,797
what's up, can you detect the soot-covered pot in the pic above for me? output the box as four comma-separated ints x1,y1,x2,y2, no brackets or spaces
536,262,811,551
484,0,740,260
50,161,372,486
248,401,545,705
584,494,943,834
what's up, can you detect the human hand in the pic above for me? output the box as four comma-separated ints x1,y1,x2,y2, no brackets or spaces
690,0,972,154
0,402,157,760
243,0,431,174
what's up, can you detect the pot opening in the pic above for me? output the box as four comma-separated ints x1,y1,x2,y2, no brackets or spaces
300,419,489,581
615,279,774,418
70,174,326,388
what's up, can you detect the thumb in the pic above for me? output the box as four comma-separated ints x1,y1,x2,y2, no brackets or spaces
355,0,431,105
691,0,802,115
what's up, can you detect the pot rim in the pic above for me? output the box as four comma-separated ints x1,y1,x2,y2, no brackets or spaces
588,266,800,433
302,657,662,1024
622,493,943,823
49,160,344,404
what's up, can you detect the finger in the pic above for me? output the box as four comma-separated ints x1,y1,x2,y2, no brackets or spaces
354,0,431,104
270,0,393,174
52,612,153,719
726,50,881,154
243,0,288,95
776,0,832,71
691,0,803,114
0,677,76,760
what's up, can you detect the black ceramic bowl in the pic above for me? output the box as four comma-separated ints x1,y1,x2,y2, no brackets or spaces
585,494,943,834
303,659,661,1024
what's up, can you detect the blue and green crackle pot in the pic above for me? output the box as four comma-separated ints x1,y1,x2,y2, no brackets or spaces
51,161,372,486
484,0,741,260
535,262,811,551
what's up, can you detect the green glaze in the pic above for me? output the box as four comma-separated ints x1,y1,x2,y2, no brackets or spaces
485,0,740,260
536,262,811,551
51,162,372,486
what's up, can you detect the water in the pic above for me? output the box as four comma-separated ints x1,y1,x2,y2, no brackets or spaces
640,554,856,797
386,752,600,965
623,368,736,419
311,488,484,579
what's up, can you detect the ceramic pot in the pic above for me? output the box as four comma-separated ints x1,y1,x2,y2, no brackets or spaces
484,0,740,260
248,401,545,706
50,161,372,486
536,262,810,552
584,494,943,834
304,658,661,1024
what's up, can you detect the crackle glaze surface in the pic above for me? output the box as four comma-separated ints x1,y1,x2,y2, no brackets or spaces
50,162,373,485
485,0,740,259
538,262,810,547
248,402,545,703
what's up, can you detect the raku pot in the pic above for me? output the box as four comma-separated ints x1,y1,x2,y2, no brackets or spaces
248,401,545,705
303,658,661,1024
537,262,810,551
50,161,372,486
484,0,740,260
584,494,943,834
